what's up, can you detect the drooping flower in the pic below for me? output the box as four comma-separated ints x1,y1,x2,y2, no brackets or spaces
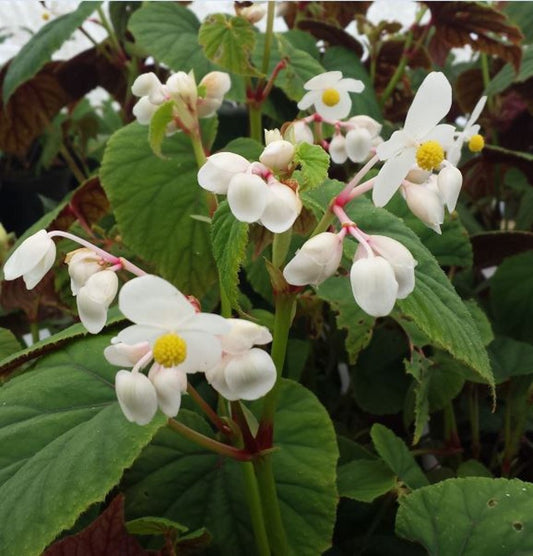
206,319,276,401
3,229,56,289
447,96,487,166
76,270,119,334
437,165,463,213
373,72,456,207
298,71,364,121
284,121,314,145
259,129,295,172
197,152,251,194
283,232,344,286
197,71,232,118
403,178,445,234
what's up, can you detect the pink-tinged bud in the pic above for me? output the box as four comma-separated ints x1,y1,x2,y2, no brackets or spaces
437,166,463,212
285,121,314,145
132,96,158,125
66,248,102,295
115,370,158,425
131,72,163,98
350,256,399,317
406,167,432,184
345,127,373,163
197,152,251,194
239,4,266,24
166,71,197,106
362,235,417,299
76,270,118,334
283,232,343,286
200,71,231,99
259,140,295,171
329,134,347,164
403,182,444,234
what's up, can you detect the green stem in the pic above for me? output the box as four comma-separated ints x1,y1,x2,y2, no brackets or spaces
249,105,263,143
443,402,460,449
241,462,271,556
190,128,207,167
97,5,122,56
272,230,292,269
480,53,494,112
29,321,40,345
187,384,232,437
59,144,86,184
311,209,335,237
167,418,251,461
261,1,276,76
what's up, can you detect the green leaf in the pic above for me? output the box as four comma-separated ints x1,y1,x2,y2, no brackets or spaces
0,333,165,556
396,478,533,555
123,380,338,554
126,516,188,536
148,100,174,159
457,460,493,478
293,142,330,191
505,4,533,43
490,252,533,342
485,47,533,96
338,459,396,503
465,299,494,346
223,137,264,161
315,276,374,365
198,14,260,77
3,2,101,102
425,351,466,412
0,328,21,361
211,201,249,309
405,352,432,445
489,336,533,384
371,424,429,490
100,122,217,297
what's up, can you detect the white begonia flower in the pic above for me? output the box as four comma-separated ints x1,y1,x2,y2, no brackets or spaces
131,72,166,102
285,121,314,145
357,235,416,299
132,96,159,125
329,134,348,164
283,232,344,286
437,166,463,213
350,256,399,317
197,71,231,118
206,319,276,401
239,3,266,24
104,340,152,367
345,128,373,163
227,173,270,223
403,179,445,234
148,364,188,417
298,71,364,121
66,248,102,295
198,152,251,194
76,270,119,334
348,115,383,138
3,229,56,289
166,71,198,106
259,179,302,233
447,96,487,166
115,370,159,426
259,139,295,172
373,72,456,207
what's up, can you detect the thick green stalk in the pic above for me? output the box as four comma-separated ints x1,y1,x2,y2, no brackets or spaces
261,2,276,76
249,105,263,143
272,229,292,269
190,128,207,167
241,461,271,555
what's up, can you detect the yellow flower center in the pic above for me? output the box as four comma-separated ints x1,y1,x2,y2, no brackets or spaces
42,12,50,20
468,134,485,153
322,88,340,107
415,140,444,171
152,333,187,367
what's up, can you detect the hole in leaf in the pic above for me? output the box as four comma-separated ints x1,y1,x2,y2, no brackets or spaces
513,521,523,532
487,498,498,508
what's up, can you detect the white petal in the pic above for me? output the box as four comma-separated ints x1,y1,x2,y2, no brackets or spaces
178,331,223,373
132,97,157,125
259,140,295,172
376,130,410,161
119,275,194,330
179,312,231,335
104,341,151,367
468,96,487,127
345,127,373,163
348,115,382,137
221,319,272,354
350,257,399,317
404,72,452,138
131,72,162,97
22,244,57,290
372,148,416,207
148,364,187,417
115,324,163,346
76,271,118,334
115,370,158,425
297,90,320,111
303,71,342,91
423,123,456,150
227,173,269,223
197,152,251,194
329,134,348,164
314,90,352,121
437,166,463,212
224,349,277,400
199,71,231,98
404,183,445,234
285,121,314,144
260,184,302,233
205,358,237,400
446,139,462,166
67,248,101,295
338,78,364,93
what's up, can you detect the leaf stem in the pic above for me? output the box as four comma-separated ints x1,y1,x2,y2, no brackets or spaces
187,383,233,437
249,105,263,143
468,383,480,459
261,1,276,76
272,229,292,269
59,144,87,184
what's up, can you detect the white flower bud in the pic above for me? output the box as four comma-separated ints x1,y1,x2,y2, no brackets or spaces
227,173,270,223
200,71,231,99
406,167,432,184
350,256,399,317
437,166,463,212
132,96,158,125
131,72,163,98
198,152,251,194
283,232,343,286
285,121,314,145
239,4,266,24
166,71,197,106
259,140,295,171
347,115,382,138
404,183,445,234
66,248,102,295
3,229,56,289
221,319,272,354
345,127,373,163
104,340,151,367
115,370,158,425
259,181,302,233
76,270,118,334
264,128,283,145
329,134,347,164
148,364,187,417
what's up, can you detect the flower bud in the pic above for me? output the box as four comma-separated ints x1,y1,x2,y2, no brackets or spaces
259,181,302,233
132,96,158,125
115,370,158,425
406,167,432,184
166,71,197,106
227,173,269,223
77,270,119,334
198,152,251,194
347,115,382,138
285,121,314,145
131,72,163,98
221,319,272,354
403,182,444,234
283,232,343,286
329,134,347,164
66,248,102,295
264,128,283,145
148,364,187,417
345,127,372,163
259,140,295,171
350,256,398,317
104,340,151,367
239,4,266,24
437,165,463,213
200,71,231,99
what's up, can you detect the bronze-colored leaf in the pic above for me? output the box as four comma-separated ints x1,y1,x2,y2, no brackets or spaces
297,19,364,56
427,2,523,70
283,1,371,30
455,68,485,114
472,231,533,270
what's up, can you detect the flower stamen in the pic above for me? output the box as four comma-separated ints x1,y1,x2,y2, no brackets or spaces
468,134,485,152
153,333,187,367
416,140,444,171
322,88,340,107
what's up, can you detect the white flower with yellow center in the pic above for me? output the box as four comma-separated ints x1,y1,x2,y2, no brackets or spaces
298,71,364,121
373,72,456,207
447,96,487,166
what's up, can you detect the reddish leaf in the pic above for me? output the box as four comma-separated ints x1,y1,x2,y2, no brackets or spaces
44,495,160,556
427,2,523,70
455,68,485,114
472,231,533,270
283,1,371,30
297,19,364,56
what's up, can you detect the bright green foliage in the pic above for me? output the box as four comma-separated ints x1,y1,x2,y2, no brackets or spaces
149,101,175,159
405,352,432,445
100,122,217,298
0,333,165,556
199,14,261,77
338,459,396,503
0,328,21,360
396,478,533,554
211,201,249,310
124,380,338,555
292,142,330,191
2,2,101,102
371,424,429,490
489,336,533,383
485,48,533,95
